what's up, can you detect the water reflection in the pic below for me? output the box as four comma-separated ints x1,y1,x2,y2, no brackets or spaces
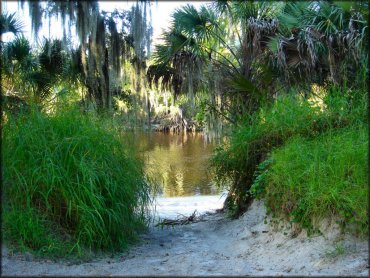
127,132,221,197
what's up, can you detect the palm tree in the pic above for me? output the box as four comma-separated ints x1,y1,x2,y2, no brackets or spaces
274,1,368,88
1,35,73,108
148,2,280,124
1,36,35,112
149,5,221,95
0,12,24,37
1,13,27,113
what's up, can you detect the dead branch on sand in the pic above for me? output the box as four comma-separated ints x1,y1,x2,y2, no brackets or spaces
155,210,203,226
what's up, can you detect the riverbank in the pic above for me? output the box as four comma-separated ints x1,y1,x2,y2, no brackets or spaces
2,200,367,276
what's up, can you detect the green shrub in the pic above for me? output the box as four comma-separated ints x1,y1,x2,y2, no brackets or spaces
3,106,151,257
250,158,273,199
263,125,368,235
212,96,322,216
212,88,366,217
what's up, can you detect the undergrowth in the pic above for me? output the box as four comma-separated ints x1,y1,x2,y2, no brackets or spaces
2,105,152,258
262,125,367,235
211,86,367,233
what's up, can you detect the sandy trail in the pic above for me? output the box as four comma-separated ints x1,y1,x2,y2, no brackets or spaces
2,200,368,276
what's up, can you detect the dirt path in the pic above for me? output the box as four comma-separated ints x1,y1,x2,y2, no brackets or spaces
2,201,368,276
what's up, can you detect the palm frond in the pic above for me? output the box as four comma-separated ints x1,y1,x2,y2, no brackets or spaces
210,0,231,17
5,36,31,63
0,12,24,36
172,4,218,43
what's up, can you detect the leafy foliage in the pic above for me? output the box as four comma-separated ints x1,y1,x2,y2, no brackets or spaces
149,1,367,128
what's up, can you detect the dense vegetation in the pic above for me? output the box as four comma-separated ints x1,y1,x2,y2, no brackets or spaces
212,88,367,234
146,1,368,234
1,1,154,257
3,106,151,257
148,1,367,134
1,0,368,259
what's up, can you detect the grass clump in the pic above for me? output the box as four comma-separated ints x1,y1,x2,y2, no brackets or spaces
3,106,151,258
325,242,345,258
262,125,368,235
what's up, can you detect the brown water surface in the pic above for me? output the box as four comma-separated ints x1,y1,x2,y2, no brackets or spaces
128,132,221,197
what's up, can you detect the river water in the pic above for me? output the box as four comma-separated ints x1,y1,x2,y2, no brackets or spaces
126,132,226,218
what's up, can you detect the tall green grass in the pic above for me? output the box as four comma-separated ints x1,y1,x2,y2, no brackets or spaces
261,125,368,235
3,105,151,257
212,88,366,218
